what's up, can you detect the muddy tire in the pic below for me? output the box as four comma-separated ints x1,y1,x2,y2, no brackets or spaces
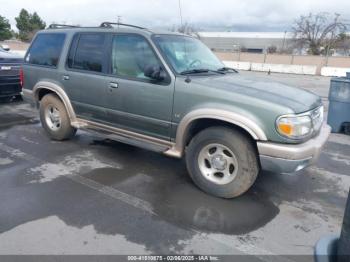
39,93,76,140
186,127,259,198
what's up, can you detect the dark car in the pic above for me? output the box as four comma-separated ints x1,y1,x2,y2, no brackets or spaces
0,48,23,99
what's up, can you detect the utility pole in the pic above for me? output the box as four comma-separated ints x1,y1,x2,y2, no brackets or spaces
282,30,287,52
117,15,122,28
178,0,183,30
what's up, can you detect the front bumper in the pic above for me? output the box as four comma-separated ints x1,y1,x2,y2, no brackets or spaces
257,124,331,174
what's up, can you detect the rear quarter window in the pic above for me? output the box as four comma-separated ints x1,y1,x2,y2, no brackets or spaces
25,33,66,67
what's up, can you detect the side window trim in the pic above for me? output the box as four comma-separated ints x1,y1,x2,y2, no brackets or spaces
109,33,171,85
66,33,79,69
66,32,110,75
71,34,80,68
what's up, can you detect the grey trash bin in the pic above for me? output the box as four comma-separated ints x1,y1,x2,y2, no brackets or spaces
327,72,350,134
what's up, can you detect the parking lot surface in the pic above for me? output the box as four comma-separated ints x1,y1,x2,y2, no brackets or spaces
0,72,349,261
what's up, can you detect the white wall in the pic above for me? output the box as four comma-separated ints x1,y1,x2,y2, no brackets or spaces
223,61,317,75
320,67,350,77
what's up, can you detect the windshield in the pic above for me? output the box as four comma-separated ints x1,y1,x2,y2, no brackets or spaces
153,35,224,74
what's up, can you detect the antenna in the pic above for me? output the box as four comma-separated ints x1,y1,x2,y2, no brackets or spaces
178,0,188,62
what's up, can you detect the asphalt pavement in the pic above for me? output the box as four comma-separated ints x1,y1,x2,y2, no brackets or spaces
0,72,349,262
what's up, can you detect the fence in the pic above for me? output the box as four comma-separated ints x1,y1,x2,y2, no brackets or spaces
214,52,350,76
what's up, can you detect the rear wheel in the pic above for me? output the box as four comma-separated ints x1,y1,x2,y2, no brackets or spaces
186,127,259,198
40,94,76,140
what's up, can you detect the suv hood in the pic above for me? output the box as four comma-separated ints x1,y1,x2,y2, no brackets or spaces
191,73,322,113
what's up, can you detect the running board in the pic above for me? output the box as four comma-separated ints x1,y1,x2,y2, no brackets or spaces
75,118,179,155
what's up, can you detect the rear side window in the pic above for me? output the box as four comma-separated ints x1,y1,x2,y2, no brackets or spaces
25,33,65,67
67,33,107,73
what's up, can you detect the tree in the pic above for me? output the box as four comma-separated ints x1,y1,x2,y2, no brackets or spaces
15,9,46,42
0,15,12,41
171,22,200,38
292,12,347,55
267,45,277,54
335,33,350,56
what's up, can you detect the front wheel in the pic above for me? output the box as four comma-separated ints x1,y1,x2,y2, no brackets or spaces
186,127,259,198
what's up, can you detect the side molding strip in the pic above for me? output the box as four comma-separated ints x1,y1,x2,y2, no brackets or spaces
76,118,176,150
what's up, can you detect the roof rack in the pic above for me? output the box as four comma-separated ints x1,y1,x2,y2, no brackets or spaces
99,22,147,30
48,24,80,29
47,22,149,31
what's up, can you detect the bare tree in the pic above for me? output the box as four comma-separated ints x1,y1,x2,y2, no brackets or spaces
267,45,277,54
171,22,201,39
292,12,347,55
335,33,350,56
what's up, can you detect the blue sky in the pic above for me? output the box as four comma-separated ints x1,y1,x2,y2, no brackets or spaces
1,0,350,32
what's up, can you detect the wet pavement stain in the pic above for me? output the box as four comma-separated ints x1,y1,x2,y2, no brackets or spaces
152,185,280,235
0,113,38,131
83,148,280,236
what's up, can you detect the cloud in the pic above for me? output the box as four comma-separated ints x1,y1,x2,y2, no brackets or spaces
2,0,350,31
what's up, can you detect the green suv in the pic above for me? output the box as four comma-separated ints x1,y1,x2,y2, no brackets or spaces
22,23,331,198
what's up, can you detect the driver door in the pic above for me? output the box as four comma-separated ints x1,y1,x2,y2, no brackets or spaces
104,34,175,140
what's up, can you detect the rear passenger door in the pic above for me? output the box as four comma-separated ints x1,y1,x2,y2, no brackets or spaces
62,32,111,123
104,34,174,140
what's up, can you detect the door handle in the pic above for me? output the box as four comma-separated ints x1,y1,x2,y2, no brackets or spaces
62,75,70,81
109,82,119,89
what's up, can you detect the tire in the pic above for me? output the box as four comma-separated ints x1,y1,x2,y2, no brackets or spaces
39,93,77,141
186,126,259,198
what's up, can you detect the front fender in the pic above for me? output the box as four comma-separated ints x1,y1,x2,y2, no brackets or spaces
165,108,267,158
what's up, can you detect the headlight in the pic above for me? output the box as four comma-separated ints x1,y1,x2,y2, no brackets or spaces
276,115,313,139
277,106,324,140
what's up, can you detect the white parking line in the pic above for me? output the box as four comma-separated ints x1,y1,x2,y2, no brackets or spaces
67,173,155,215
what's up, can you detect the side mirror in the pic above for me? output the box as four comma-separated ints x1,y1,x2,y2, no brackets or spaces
144,65,166,81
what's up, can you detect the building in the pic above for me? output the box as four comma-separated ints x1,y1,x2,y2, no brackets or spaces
198,32,293,53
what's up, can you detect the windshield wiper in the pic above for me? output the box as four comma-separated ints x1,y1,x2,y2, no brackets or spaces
217,67,238,73
180,68,225,75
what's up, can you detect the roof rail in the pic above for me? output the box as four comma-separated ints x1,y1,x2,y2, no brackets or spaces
99,22,147,30
48,24,80,29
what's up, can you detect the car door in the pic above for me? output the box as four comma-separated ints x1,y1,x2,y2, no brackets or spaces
62,32,111,123
103,33,175,140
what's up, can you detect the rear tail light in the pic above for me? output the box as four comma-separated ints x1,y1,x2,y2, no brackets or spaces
19,67,24,88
